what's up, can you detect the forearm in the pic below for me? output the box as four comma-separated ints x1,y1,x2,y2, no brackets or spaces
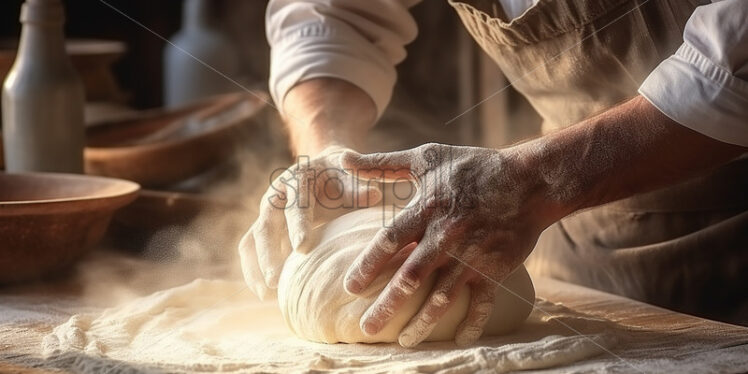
282,79,378,157
518,95,746,223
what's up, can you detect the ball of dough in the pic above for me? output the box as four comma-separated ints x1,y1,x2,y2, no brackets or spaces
277,207,535,344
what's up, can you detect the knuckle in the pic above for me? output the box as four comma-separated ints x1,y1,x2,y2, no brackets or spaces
472,303,494,323
440,262,466,283
417,142,440,154
420,143,443,167
395,268,422,295
377,228,403,253
419,195,442,212
353,259,376,279
418,312,439,326
370,152,389,167
429,228,450,249
371,301,396,321
429,291,451,309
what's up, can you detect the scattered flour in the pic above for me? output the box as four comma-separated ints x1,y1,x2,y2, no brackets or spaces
42,278,618,373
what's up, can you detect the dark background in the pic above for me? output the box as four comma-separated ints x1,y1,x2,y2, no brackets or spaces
0,0,267,109
0,0,461,111
0,0,538,146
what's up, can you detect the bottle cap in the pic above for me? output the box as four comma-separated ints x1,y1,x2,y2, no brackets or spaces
20,0,65,26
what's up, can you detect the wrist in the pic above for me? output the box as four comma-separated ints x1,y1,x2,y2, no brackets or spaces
288,121,358,156
507,139,580,226
282,78,376,157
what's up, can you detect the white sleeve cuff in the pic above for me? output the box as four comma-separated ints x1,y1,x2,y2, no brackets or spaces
639,43,748,147
269,21,397,119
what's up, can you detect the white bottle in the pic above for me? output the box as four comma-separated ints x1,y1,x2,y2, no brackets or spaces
163,0,240,108
2,0,85,173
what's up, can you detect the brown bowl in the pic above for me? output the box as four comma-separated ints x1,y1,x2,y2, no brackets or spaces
84,92,268,188
0,172,139,284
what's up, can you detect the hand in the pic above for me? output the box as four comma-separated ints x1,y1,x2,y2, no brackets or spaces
341,143,559,347
238,145,383,299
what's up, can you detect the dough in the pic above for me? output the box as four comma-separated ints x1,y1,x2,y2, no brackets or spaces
277,206,535,344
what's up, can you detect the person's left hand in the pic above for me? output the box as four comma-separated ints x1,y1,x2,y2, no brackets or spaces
340,143,561,347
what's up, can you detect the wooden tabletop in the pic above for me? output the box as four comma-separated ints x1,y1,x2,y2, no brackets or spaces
1,252,747,373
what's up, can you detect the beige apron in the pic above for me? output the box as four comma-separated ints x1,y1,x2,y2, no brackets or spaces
449,0,748,325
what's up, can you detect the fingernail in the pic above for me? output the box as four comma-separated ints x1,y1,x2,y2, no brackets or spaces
255,285,268,301
398,333,417,348
264,270,278,288
455,329,481,347
361,320,379,336
292,231,306,251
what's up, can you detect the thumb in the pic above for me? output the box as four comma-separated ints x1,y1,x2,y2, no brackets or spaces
341,150,416,182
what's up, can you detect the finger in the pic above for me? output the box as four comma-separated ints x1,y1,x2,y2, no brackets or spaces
237,227,270,300
397,262,469,348
284,168,315,252
358,237,441,336
344,202,430,295
455,280,496,347
341,150,417,181
255,191,291,289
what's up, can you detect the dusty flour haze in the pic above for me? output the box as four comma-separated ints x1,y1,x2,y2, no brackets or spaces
61,110,289,305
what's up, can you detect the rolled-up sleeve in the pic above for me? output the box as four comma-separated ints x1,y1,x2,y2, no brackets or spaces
266,0,419,118
639,0,748,147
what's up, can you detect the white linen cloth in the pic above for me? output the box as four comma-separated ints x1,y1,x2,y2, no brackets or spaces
2,249,746,373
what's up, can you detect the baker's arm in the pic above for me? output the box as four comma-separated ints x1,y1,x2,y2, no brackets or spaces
340,97,745,347
535,0,748,212
567,0,748,209
283,78,377,156
339,0,748,348
523,96,746,219
267,0,419,148
238,0,419,299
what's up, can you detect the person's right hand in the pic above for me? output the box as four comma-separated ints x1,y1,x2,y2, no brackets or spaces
238,145,383,299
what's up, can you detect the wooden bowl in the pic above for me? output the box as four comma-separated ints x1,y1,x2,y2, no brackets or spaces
0,172,139,284
84,92,268,188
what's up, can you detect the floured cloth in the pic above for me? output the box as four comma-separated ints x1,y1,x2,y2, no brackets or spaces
40,279,616,373
1,252,747,373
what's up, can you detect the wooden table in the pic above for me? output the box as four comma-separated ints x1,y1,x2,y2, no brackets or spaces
1,251,747,373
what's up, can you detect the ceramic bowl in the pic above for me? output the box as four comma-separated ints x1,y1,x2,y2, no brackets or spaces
84,92,268,188
0,172,139,283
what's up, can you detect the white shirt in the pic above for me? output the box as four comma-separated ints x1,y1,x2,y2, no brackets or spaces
267,0,748,147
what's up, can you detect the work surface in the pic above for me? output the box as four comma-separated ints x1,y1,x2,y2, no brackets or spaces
1,250,746,373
